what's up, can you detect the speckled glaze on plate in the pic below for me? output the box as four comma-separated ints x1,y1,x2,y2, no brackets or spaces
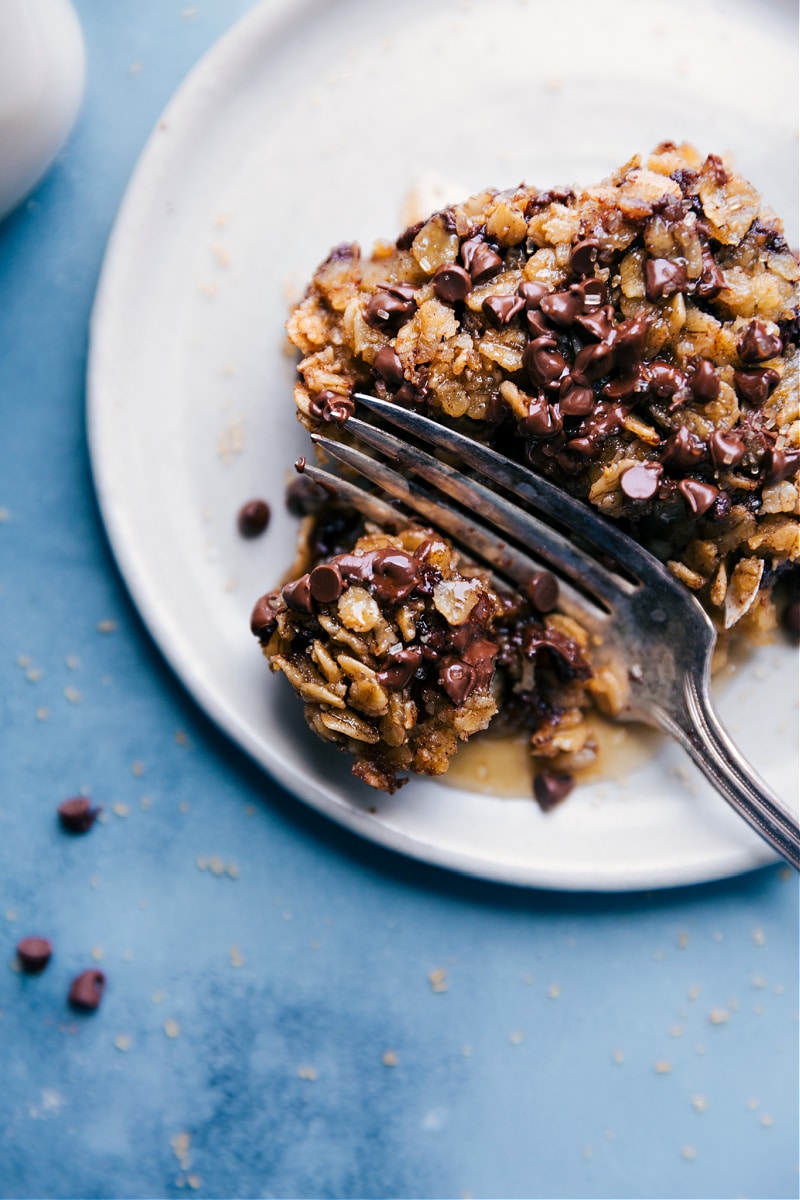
88,0,799,889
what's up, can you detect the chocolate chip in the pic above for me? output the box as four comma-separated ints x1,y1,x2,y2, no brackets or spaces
565,436,601,460
237,499,271,539
523,338,567,389
376,645,423,691
559,382,595,416
764,447,800,485
569,239,599,276
687,359,720,403
733,368,779,408
369,548,420,603
644,257,689,302
16,936,52,974
466,244,503,285
438,660,477,705
533,770,575,811
524,571,559,613
573,278,606,309
285,474,327,516
525,309,554,339
709,430,746,469
250,592,281,641
432,263,473,303
696,250,725,298
396,219,426,250
737,320,783,364
613,313,650,371
600,373,639,401
572,341,615,384
678,479,718,515
574,304,614,342
482,294,525,327
621,463,662,500
309,390,355,425
518,396,563,438
282,574,314,613
645,361,686,399
782,595,800,642
661,427,707,472
68,970,106,1011
540,290,583,328
364,290,416,332
518,281,550,310
373,345,405,388
57,796,101,834
309,563,344,603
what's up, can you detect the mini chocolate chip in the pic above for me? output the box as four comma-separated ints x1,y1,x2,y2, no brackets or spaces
466,244,503,285
373,345,405,388
764,447,800,485
518,397,563,438
661,427,706,472
396,219,425,250
237,499,271,539
600,373,639,401
733,368,779,407
678,479,718,515
572,341,614,383
518,281,550,310
482,294,525,327
382,283,417,302
645,361,686,398
737,320,783,363
16,936,53,974
523,338,567,389
569,239,599,276
644,257,689,302
709,430,746,469
614,313,650,371
534,770,575,811
309,563,344,603
364,290,416,332
540,290,583,328
68,970,106,1011
559,383,595,416
687,359,720,403
250,593,281,641
432,263,473,303
370,548,420,603
524,571,559,613
573,278,606,309
696,253,724,299
621,463,662,500
282,574,314,613
57,796,101,834
525,309,554,339
376,645,423,691
309,390,355,425
285,474,327,516
566,436,601,460
574,304,614,341
438,660,477,705
782,595,800,642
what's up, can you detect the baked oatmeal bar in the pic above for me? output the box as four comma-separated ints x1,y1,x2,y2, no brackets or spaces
252,516,593,796
254,143,798,797
286,143,799,642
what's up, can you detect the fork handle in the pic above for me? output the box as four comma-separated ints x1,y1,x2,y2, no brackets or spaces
653,676,800,871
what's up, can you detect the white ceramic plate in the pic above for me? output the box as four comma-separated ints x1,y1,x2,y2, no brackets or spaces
88,0,799,889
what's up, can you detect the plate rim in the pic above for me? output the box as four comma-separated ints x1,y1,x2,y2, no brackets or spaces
86,0,783,892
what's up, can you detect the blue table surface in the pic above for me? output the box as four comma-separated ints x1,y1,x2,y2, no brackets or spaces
0,3,798,1198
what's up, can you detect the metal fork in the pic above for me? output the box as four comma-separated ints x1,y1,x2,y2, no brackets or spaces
301,391,800,870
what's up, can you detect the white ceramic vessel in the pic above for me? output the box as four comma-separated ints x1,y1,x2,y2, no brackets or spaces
0,0,86,221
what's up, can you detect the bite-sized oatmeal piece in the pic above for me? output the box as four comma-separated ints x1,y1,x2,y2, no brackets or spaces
286,144,799,647
251,522,594,795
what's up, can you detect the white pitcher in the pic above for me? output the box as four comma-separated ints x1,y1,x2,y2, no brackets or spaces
0,0,85,221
